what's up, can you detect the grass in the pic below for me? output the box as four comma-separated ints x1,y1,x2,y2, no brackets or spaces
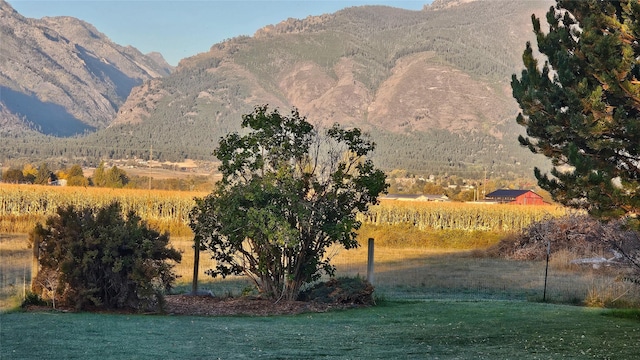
2,301,639,359
324,241,640,305
356,223,505,249
0,234,31,309
605,308,640,321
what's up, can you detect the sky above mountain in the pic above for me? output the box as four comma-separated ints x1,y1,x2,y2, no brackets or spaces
9,0,430,66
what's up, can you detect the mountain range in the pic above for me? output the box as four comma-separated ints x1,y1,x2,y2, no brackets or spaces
0,0,555,179
0,0,172,136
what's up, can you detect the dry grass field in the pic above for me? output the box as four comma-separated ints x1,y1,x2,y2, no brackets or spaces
4,229,640,359
2,230,639,310
167,232,639,307
0,234,31,309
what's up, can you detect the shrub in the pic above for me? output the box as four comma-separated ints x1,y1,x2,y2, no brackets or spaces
492,214,619,261
298,277,374,305
491,214,640,299
21,292,48,308
31,202,181,311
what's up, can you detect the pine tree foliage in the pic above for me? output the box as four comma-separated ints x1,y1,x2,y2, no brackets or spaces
31,202,181,310
512,0,640,219
92,161,106,187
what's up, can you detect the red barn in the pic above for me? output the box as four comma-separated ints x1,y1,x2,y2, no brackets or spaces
485,189,545,205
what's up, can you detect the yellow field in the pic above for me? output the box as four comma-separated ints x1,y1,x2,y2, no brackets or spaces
360,199,570,232
1,184,570,236
0,184,206,235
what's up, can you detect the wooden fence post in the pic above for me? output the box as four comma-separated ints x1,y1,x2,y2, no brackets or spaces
367,238,374,284
191,237,200,295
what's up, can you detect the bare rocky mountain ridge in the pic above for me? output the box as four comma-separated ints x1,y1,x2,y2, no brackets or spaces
0,0,172,136
114,0,550,136
105,0,552,172
0,0,555,176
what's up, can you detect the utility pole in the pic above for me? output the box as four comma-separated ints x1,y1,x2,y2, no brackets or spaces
149,145,153,190
483,168,487,200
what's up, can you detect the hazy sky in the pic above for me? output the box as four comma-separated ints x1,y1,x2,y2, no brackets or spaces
9,0,431,66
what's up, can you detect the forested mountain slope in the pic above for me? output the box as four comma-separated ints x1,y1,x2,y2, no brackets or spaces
1,0,554,178
0,0,172,137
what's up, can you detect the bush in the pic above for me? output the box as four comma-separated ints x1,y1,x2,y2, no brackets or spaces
491,214,620,261
21,292,48,308
31,202,181,311
491,214,640,295
298,277,374,305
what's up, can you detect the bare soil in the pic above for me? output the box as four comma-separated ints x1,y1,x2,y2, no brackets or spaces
24,295,361,316
164,295,356,316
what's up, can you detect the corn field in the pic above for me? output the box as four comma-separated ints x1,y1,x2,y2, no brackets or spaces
0,184,206,226
358,200,570,232
1,184,570,235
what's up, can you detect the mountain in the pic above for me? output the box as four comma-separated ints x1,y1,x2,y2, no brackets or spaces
0,0,172,137
1,0,554,179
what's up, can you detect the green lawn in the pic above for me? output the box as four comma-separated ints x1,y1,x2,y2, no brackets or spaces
2,301,639,359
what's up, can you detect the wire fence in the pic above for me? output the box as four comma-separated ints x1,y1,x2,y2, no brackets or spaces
2,234,639,309
330,242,640,306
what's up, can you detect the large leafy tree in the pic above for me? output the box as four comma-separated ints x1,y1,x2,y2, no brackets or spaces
64,164,89,187
105,165,129,188
2,167,24,183
512,0,640,219
190,106,387,301
91,162,129,188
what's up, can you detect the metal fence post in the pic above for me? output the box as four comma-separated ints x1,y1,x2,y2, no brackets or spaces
543,241,550,302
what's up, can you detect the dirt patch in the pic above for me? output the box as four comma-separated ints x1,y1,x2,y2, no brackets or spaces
23,278,374,316
23,295,364,316
164,278,374,316
164,295,359,316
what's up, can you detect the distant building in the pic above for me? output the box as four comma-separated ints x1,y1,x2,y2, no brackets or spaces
485,189,545,205
49,179,67,186
383,194,450,202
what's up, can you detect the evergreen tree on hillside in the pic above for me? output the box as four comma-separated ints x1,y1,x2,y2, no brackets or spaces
105,166,129,188
34,163,55,185
512,0,640,219
92,161,106,187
